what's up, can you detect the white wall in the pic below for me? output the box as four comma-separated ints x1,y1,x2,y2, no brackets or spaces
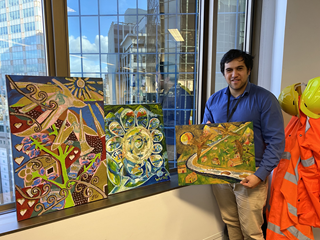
259,0,320,127
2,185,225,240
281,0,320,126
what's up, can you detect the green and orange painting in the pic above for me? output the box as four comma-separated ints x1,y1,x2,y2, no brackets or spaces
176,122,256,186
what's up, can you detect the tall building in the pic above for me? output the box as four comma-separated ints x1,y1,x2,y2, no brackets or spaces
0,0,46,205
106,8,147,104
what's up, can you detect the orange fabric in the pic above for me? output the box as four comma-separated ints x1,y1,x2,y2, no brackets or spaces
297,111,320,227
266,115,314,240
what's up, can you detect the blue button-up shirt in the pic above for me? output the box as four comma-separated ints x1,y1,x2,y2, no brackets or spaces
202,81,285,181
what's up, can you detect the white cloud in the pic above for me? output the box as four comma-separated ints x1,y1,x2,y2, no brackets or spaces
69,35,109,73
69,35,108,53
67,7,76,12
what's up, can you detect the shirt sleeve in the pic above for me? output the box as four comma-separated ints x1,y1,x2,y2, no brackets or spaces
254,94,285,181
202,98,215,124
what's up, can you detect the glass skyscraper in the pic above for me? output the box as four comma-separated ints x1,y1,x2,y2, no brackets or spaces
0,0,46,205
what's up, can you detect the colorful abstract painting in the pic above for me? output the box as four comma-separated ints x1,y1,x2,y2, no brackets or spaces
176,122,256,186
104,104,170,194
6,75,107,221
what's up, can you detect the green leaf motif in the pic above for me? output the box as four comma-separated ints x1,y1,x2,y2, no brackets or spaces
106,156,121,186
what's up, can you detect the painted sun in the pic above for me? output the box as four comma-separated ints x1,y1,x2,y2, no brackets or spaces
65,77,104,101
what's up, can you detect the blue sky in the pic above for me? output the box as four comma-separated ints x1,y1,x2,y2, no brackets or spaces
67,0,148,15
67,0,148,43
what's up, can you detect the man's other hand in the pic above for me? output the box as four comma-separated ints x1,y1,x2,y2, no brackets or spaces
240,174,262,188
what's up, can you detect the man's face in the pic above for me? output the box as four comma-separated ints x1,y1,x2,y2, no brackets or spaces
223,57,250,97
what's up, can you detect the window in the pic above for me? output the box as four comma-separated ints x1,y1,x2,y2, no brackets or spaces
25,35,37,44
24,22,35,31
23,7,34,18
215,0,247,91
9,10,20,20
11,38,22,44
0,1,5,8
0,0,254,222
8,0,19,6
0,40,9,48
11,24,21,33
12,51,23,59
0,13,6,22
67,0,199,169
0,26,8,35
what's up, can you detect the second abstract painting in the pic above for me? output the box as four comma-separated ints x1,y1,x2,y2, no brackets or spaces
104,104,170,194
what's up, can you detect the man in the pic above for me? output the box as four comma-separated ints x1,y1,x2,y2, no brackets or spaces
202,49,285,240
157,62,193,163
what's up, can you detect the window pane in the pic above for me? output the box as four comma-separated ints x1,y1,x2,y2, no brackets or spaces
99,0,117,15
119,0,137,15
82,54,100,72
0,1,47,207
215,0,246,92
218,0,241,12
178,14,196,53
145,54,157,72
81,16,99,53
67,0,79,15
101,54,118,73
178,53,195,72
70,54,82,72
68,17,81,53
160,0,176,14
80,0,98,15
159,15,177,53
138,0,148,13
179,0,197,13
100,16,118,53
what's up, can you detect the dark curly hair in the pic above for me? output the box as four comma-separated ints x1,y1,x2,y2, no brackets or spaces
220,49,254,75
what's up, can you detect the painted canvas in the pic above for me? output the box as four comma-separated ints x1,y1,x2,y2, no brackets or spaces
6,75,107,221
104,104,170,194
176,122,256,186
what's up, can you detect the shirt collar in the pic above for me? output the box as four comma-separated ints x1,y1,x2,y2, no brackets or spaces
224,81,251,99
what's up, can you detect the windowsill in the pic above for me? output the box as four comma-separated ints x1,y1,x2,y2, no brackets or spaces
0,173,181,237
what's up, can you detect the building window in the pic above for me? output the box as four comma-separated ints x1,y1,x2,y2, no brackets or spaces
8,0,19,7
0,26,8,35
23,7,34,18
0,1,5,8
24,22,35,31
9,10,20,20
0,13,6,22
11,24,21,33
0,40,9,48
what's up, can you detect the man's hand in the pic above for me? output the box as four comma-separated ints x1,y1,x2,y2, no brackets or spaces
240,174,262,189
206,121,211,124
